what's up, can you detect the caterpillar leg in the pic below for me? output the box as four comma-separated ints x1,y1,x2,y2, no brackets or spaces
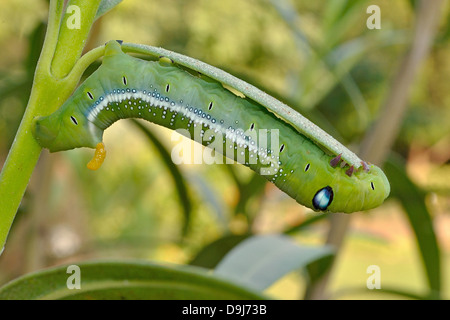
345,165,355,177
330,154,342,167
87,142,106,170
361,161,370,172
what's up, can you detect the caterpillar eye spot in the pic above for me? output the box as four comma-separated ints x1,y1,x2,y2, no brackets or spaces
87,91,94,100
122,76,127,86
312,186,333,211
370,182,375,190
70,116,78,125
208,102,213,110
305,163,310,172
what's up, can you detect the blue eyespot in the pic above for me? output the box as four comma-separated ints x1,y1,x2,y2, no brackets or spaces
312,186,334,211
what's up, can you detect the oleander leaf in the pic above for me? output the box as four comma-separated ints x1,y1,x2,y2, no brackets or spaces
131,119,192,236
214,235,334,291
384,155,441,298
94,0,123,21
190,234,250,269
0,260,266,300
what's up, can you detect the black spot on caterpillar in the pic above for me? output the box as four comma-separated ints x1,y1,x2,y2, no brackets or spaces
70,116,78,125
32,41,390,213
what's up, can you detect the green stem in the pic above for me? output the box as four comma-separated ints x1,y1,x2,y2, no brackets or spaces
0,0,102,254
37,0,64,73
64,45,106,83
51,0,103,79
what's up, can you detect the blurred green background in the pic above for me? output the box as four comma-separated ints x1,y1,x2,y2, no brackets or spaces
0,0,449,299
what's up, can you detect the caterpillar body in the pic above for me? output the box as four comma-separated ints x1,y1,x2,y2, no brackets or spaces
33,41,390,213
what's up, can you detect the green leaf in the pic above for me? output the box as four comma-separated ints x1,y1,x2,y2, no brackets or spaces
94,0,123,21
185,173,228,227
0,260,266,300
131,120,192,236
335,285,435,300
222,165,267,219
283,213,327,235
214,235,334,291
190,234,250,269
233,171,267,218
384,155,441,299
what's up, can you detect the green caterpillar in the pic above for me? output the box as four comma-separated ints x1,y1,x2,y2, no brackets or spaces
33,40,390,213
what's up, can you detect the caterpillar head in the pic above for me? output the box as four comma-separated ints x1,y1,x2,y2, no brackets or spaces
33,103,102,152
352,164,390,211
312,163,391,213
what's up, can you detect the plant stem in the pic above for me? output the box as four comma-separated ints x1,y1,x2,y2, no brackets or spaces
51,0,102,79
0,0,102,255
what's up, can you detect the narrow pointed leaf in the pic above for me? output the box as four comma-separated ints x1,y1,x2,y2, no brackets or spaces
190,234,250,269
215,235,334,291
384,155,441,298
0,260,266,300
94,0,123,21
132,120,192,236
